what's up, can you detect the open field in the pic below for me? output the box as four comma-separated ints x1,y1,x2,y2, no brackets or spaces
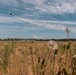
0,40,76,75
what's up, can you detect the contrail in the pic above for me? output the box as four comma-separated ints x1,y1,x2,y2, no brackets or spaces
15,16,66,31
9,13,76,33
40,20,76,25
14,16,76,33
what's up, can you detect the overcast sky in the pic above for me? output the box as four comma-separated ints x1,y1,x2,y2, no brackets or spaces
0,0,76,39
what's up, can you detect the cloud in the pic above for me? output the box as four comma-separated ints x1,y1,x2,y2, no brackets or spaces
1,15,76,25
0,27,41,32
0,0,76,14
12,16,76,33
25,0,76,14
0,15,76,33
32,35,42,39
40,20,76,25
0,0,19,7
0,0,76,39
0,16,19,23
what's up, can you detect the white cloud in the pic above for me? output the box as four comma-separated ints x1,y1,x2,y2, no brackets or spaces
12,16,76,33
0,15,76,33
0,27,42,31
25,0,76,14
40,20,76,25
0,0,19,7
0,16,20,23
32,35,42,39
0,0,76,14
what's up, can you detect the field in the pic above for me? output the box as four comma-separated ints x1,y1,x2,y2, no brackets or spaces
0,40,76,75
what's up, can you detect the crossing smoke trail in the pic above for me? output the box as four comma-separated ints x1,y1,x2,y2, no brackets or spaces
13,15,76,33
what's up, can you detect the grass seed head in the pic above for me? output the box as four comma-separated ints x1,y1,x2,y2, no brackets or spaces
67,42,71,50
63,43,67,49
31,40,35,43
48,40,58,50
4,42,8,46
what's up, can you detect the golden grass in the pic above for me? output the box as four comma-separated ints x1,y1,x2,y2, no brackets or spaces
0,40,76,75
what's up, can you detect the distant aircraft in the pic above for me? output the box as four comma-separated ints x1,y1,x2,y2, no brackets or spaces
8,12,14,16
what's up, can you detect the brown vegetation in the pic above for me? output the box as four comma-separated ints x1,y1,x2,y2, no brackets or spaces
0,40,76,75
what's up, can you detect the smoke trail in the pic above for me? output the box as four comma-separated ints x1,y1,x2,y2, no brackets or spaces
14,16,76,33
39,20,76,25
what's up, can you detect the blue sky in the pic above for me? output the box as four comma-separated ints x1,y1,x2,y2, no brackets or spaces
0,0,76,39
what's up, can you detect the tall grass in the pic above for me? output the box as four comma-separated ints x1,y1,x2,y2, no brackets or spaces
0,40,75,75
2,42,14,73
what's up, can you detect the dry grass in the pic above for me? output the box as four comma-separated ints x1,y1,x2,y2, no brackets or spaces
0,40,76,75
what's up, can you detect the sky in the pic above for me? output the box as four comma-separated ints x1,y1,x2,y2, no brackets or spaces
0,0,76,39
